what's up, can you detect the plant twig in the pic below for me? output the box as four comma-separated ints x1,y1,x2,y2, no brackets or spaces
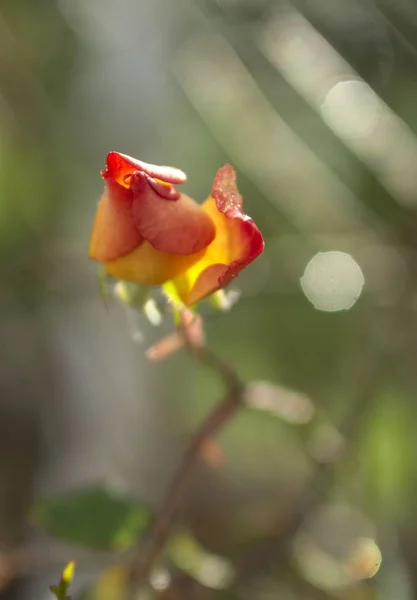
126,310,245,595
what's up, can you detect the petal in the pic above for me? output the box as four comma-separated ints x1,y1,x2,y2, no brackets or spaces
117,152,187,184
106,151,187,185
131,174,216,255
89,179,143,262
172,165,264,305
104,152,137,187
211,163,243,214
104,241,205,286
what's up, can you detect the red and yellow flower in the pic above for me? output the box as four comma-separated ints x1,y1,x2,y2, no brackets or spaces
89,152,264,306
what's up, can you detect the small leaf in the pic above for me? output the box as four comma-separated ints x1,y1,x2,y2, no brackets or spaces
50,561,75,600
32,486,152,550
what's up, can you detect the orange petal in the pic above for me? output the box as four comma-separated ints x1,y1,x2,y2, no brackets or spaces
104,241,205,286
131,175,215,255
104,152,136,187
104,152,187,186
89,179,143,262
114,152,187,184
172,165,264,305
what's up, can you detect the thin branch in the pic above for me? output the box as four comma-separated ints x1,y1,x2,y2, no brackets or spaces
126,310,245,595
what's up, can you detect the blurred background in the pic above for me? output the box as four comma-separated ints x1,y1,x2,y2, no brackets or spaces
2,0,417,598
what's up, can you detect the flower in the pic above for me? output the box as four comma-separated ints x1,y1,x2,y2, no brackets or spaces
89,152,264,306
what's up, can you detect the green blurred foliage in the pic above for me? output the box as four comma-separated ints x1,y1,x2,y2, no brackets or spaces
32,486,151,550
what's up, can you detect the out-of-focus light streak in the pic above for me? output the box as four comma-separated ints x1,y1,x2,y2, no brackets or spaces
259,6,417,207
175,34,383,243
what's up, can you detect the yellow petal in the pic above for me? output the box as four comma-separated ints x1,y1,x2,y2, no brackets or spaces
172,195,262,305
105,241,205,286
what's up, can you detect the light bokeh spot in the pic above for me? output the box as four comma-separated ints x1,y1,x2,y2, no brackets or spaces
300,251,365,311
150,568,171,591
321,80,381,140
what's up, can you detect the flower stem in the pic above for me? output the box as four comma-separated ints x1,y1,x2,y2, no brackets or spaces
126,316,245,596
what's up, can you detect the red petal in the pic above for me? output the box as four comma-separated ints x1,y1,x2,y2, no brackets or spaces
212,163,243,215
180,218,264,305
104,152,136,187
217,218,264,287
131,175,215,255
89,178,143,262
172,165,264,305
108,152,187,184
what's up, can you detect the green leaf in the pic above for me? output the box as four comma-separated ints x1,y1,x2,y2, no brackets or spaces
50,561,75,600
32,486,152,550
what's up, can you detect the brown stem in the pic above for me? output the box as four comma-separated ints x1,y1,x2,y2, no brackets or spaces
127,322,245,595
